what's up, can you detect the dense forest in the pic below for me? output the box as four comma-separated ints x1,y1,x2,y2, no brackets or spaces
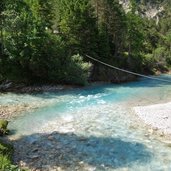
0,0,171,85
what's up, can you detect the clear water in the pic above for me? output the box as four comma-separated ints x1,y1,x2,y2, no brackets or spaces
1,75,171,170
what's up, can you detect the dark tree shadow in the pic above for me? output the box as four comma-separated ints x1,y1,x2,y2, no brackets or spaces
11,132,152,170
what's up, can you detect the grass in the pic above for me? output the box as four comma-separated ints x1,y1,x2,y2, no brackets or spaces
0,139,24,171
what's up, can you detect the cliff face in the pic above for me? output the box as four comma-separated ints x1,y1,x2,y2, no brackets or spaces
119,0,166,24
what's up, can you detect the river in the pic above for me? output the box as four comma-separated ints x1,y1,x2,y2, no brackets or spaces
1,75,171,170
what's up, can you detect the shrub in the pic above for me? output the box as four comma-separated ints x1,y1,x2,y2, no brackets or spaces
65,54,92,85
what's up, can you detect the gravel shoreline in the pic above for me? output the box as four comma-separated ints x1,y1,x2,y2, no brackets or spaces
0,84,76,93
0,103,47,119
0,85,77,119
134,102,171,136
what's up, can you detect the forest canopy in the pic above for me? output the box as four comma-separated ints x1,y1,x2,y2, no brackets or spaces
0,0,171,85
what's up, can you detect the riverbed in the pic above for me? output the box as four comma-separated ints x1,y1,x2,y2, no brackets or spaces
1,75,171,170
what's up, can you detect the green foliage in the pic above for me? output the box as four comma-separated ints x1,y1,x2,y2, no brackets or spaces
126,13,144,53
55,0,98,55
0,141,13,170
93,0,127,59
1,0,171,84
142,53,155,73
0,0,93,85
65,54,92,85
0,140,26,171
123,4,144,71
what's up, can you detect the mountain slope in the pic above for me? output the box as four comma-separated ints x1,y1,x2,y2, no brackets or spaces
119,0,170,23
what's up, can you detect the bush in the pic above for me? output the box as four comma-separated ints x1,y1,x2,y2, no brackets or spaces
140,53,155,73
0,140,26,171
64,54,92,85
0,141,12,169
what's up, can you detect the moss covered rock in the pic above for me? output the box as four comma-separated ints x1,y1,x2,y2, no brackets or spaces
0,120,9,136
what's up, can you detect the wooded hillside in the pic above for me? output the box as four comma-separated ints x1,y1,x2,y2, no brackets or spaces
0,0,171,85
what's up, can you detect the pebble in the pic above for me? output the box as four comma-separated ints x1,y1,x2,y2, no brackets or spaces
32,148,39,153
57,167,63,171
162,141,171,147
79,137,87,141
48,135,54,141
19,161,26,167
148,128,154,134
29,155,40,160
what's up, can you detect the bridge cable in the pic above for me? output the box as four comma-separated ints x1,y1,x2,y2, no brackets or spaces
85,54,171,83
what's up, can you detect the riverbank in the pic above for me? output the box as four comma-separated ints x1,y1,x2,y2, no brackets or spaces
0,84,77,119
1,70,170,94
0,103,45,119
134,102,171,136
0,81,76,93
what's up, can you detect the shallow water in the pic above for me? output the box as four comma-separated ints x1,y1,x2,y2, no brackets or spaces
2,75,171,170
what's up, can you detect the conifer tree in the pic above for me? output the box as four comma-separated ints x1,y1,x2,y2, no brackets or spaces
55,0,98,56
92,0,127,59
125,0,144,71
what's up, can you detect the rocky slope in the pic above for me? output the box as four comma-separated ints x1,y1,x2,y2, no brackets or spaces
119,0,166,23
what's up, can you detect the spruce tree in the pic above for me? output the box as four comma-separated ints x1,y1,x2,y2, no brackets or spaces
55,0,98,56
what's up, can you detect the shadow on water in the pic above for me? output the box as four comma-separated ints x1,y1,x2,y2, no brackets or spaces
12,132,152,170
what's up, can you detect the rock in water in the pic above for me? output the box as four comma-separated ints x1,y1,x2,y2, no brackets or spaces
0,119,9,136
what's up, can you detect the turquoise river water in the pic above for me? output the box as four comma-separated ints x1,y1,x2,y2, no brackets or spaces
1,75,171,170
